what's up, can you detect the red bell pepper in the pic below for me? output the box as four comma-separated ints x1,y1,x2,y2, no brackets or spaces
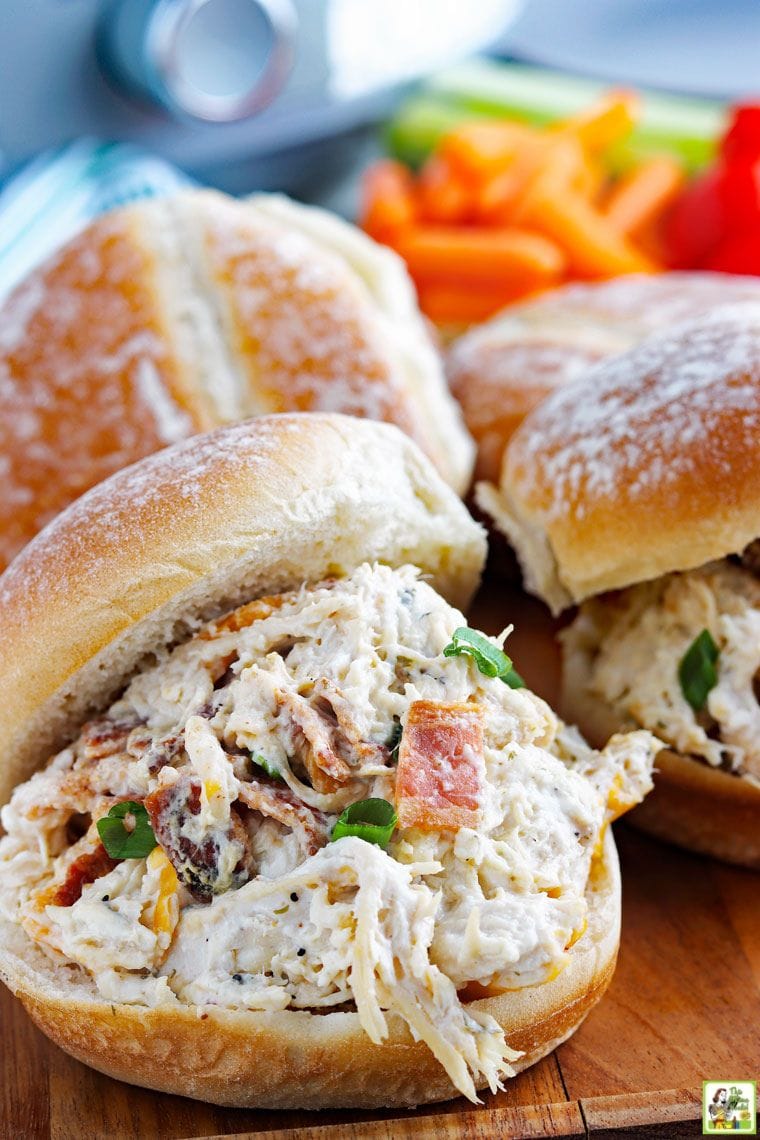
665,102,760,274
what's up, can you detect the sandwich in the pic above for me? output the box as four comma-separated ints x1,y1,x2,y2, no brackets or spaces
0,189,473,571
482,303,760,868
0,414,658,1108
449,272,760,482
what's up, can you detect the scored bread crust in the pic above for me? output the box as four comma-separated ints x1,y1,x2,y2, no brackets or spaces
480,303,760,613
449,272,760,483
0,189,474,570
0,833,620,1109
0,413,485,808
562,630,760,869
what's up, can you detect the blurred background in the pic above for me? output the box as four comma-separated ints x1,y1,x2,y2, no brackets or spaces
0,0,757,296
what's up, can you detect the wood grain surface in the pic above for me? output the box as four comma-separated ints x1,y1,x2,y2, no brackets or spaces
1,582,758,1139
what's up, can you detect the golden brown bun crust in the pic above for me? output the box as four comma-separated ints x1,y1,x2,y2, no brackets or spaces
0,835,619,1109
0,190,473,569
561,638,760,868
448,273,760,483
0,413,485,806
488,302,760,612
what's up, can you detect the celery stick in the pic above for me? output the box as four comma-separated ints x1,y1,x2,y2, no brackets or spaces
388,60,726,173
384,97,493,167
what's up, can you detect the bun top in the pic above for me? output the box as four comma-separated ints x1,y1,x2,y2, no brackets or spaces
483,303,760,612
0,414,485,804
0,189,473,570
448,271,760,482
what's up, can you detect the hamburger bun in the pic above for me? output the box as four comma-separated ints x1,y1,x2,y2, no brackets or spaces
450,272,760,482
0,189,473,572
0,413,628,1108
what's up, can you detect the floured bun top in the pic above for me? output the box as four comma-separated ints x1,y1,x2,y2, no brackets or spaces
0,414,485,805
448,272,760,482
480,303,760,612
0,190,474,571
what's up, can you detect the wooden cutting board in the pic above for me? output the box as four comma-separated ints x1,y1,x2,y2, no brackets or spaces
2,582,758,1140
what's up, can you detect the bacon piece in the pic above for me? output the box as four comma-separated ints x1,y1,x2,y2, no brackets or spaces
80,716,143,762
144,733,185,775
38,842,118,908
395,701,485,831
145,777,252,902
276,689,353,793
126,724,154,758
238,777,329,856
313,679,390,768
26,772,102,821
200,593,288,639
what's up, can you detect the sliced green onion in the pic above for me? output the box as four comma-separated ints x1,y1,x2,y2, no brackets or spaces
443,626,525,689
501,667,526,690
331,798,397,849
253,753,284,781
96,801,157,860
679,629,720,711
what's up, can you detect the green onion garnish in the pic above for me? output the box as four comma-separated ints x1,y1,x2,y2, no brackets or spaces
331,798,397,849
679,629,720,711
443,626,525,689
253,753,284,780
96,801,157,860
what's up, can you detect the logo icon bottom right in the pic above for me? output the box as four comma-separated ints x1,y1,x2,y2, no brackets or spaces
703,1081,757,1134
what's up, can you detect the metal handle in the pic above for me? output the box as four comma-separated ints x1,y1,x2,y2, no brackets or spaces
97,0,297,123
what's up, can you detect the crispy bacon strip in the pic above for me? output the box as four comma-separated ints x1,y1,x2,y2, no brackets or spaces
26,773,106,821
80,716,143,762
395,701,485,831
276,689,353,793
313,679,390,768
200,593,288,639
237,777,329,856
36,842,118,908
144,733,185,775
145,777,252,902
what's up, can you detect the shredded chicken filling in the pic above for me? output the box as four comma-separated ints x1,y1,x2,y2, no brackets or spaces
0,563,658,1102
564,560,760,785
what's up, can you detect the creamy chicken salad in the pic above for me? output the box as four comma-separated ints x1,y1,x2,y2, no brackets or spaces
0,563,658,1101
564,558,760,788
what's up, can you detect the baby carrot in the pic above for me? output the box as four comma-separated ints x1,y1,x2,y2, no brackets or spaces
602,155,685,235
475,135,586,225
394,225,566,286
359,160,416,242
416,155,473,223
519,188,657,277
415,282,530,324
440,121,537,183
553,90,640,153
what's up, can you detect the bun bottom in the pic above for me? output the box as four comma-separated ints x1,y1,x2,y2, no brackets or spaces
0,835,619,1110
562,644,760,870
